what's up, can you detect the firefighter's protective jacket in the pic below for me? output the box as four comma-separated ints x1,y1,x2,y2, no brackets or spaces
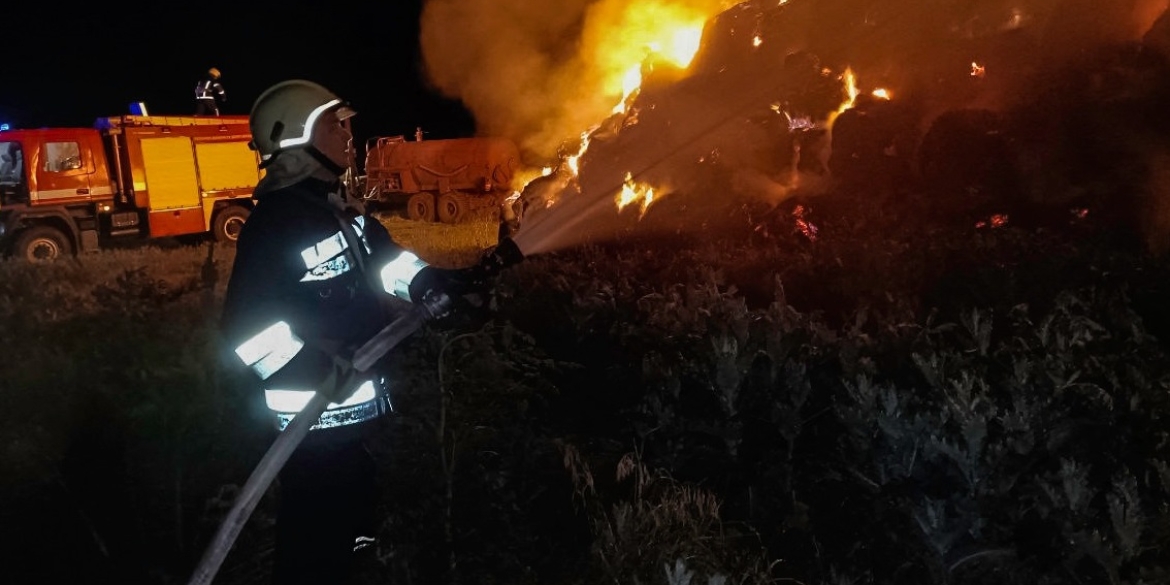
195,77,226,106
220,178,429,431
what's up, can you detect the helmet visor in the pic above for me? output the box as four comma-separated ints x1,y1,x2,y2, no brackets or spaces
335,104,356,122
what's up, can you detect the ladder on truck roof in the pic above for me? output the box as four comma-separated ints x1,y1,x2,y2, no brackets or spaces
94,115,251,130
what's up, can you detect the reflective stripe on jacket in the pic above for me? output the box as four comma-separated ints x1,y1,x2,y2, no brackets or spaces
266,381,389,431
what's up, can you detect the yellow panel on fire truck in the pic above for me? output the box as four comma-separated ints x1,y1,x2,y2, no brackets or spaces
195,141,261,191
140,137,201,210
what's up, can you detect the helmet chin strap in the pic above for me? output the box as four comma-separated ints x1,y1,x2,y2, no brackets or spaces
305,146,347,177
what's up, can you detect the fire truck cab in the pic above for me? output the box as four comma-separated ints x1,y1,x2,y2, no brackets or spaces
0,115,261,262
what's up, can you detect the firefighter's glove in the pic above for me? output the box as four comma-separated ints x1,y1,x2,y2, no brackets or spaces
408,266,488,306
406,266,489,325
407,238,523,303
317,353,362,404
407,240,523,321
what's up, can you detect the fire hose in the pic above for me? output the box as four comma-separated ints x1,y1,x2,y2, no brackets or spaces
186,237,524,585
185,292,452,585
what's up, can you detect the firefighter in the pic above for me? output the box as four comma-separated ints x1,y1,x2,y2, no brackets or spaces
194,67,227,115
220,79,509,584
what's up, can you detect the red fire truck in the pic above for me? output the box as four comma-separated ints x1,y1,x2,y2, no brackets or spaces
0,114,260,262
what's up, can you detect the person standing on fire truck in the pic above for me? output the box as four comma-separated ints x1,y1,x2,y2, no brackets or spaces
219,79,510,584
194,67,227,115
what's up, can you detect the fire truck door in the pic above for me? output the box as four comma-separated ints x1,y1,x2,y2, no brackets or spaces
30,138,99,204
139,136,204,237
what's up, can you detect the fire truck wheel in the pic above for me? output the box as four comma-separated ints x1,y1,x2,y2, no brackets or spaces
436,193,466,224
406,193,436,222
213,206,251,243
15,226,73,263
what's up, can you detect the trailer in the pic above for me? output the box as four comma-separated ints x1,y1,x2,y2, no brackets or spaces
362,131,523,223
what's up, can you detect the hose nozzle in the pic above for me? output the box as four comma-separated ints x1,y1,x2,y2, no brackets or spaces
479,236,525,277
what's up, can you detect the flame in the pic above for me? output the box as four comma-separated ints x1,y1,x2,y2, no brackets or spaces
569,1,719,216
823,69,895,129
566,130,593,176
616,172,657,217
519,2,727,220
512,166,555,195
613,66,644,114
971,62,986,78
840,68,860,110
590,2,709,115
825,67,861,127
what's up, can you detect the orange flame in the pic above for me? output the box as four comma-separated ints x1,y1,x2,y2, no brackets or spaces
592,3,708,115
825,67,860,127
839,68,860,111
568,2,715,216
615,172,657,218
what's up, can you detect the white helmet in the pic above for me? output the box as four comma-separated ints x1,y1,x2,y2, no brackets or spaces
249,79,355,168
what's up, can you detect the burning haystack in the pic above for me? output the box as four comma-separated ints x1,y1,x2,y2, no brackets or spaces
420,0,1170,253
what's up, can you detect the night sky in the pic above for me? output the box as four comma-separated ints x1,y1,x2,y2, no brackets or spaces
0,0,476,150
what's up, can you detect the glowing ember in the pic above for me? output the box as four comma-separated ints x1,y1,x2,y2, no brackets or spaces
872,88,891,100
975,214,1010,229
792,204,818,241
971,62,987,78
